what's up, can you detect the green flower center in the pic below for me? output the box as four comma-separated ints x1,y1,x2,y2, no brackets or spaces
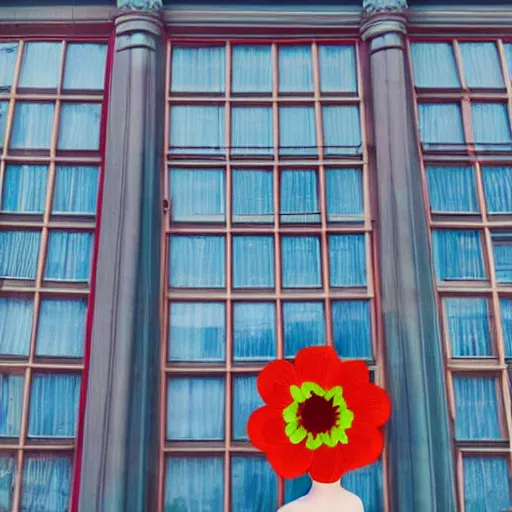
282,382,354,451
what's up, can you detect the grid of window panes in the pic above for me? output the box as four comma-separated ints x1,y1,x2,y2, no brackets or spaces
0,39,108,511
160,40,387,512
410,38,512,511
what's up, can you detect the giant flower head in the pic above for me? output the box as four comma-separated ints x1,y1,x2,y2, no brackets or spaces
247,346,391,483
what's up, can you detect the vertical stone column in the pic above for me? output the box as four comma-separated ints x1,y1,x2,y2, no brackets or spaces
361,1,457,510
78,1,164,510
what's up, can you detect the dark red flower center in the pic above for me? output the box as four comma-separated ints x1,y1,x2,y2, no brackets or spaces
298,394,338,435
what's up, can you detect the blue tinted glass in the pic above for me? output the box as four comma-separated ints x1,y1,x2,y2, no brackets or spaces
332,301,372,359
170,235,225,288
170,168,225,222
463,457,511,512
329,234,366,287
10,103,55,149
492,235,512,283
233,302,276,362
232,106,273,156
444,297,492,357
460,42,503,89
432,230,486,281
58,103,101,150
19,42,61,89
44,231,93,282
165,457,224,511
168,302,225,362
233,376,263,441
0,231,40,279
482,166,512,214
319,45,357,93
280,169,320,224
453,376,501,440
63,43,107,90
411,43,460,88
427,167,478,213
231,457,277,512
279,106,316,156
283,302,325,358
0,373,24,437
1,165,47,213
0,455,16,511
326,168,364,220
0,43,18,92
323,106,361,157
501,298,512,358
232,45,272,93
418,103,465,147
232,169,274,223
0,298,33,356
233,236,274,288
28,374,80,438
281,236,321,288
471,103,512,151
53,166,99,215
166,377,225,440
279,45,313,92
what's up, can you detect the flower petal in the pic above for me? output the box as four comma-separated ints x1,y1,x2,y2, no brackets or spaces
247,406,288,451
266,442,314,479
325,360,370,391
309,444,345,483
283,402,299,423
294,346,339,388
340,423,384,474
306,433,322,450
289,426,307,445
257,360,299,408
350,383,391,427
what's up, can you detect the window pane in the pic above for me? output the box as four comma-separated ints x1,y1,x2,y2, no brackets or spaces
53,166,99,215
427,166,478,213
0,456,16,511
1,164,47,213
0,42,18,92
168,302,225,362
0,101,8,148
283,302,325,358
453,376,501,440
19,42,61,89
21,455,71,511
329,234,366,287
285,474,311,503
233,302,276,362
411,43,460,88
418,103,465,147
280,169,320,224
233,236,275,288
460,42,503,89
36,299,87,358
233,376,263,441
232,106,273,156
463,457,511,512
482,166,512,214
279,106,316,156
232,169,273,223
492,234,512,283
171,46,225,93
444,297,492,357
166,377,225,440
58,103,101,150
232,45,272,93
344,462,383,512
471,103,512,151
323,105,361,157
231,457,277,512
505,43,512,82
326,168,364,220
279,45,313,93
165,457,224,511
10,102,55,149
432,230,486,281
0,298,33,356
501,298,512,358
169,235,225,288
281,236,321,288
0,373,23,437
63,43,107,90
170,168,225,222
332,300,372,359
44,231,93,282
28,374,80,438
0,230,40,279
319,45,357,93
170,105,225,155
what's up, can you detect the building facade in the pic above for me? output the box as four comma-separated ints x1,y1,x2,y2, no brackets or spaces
0,0,511,510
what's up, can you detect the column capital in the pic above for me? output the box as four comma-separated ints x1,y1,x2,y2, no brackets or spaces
362,0,407,15
117,0,163,12
360,13,407,51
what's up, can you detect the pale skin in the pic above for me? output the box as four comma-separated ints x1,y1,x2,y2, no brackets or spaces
278,480,364,512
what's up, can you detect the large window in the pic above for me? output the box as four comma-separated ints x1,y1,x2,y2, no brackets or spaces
160,40,387,511
411,38,512,511
0,38,109,510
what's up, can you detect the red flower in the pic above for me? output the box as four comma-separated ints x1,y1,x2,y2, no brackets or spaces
247,346,391,483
